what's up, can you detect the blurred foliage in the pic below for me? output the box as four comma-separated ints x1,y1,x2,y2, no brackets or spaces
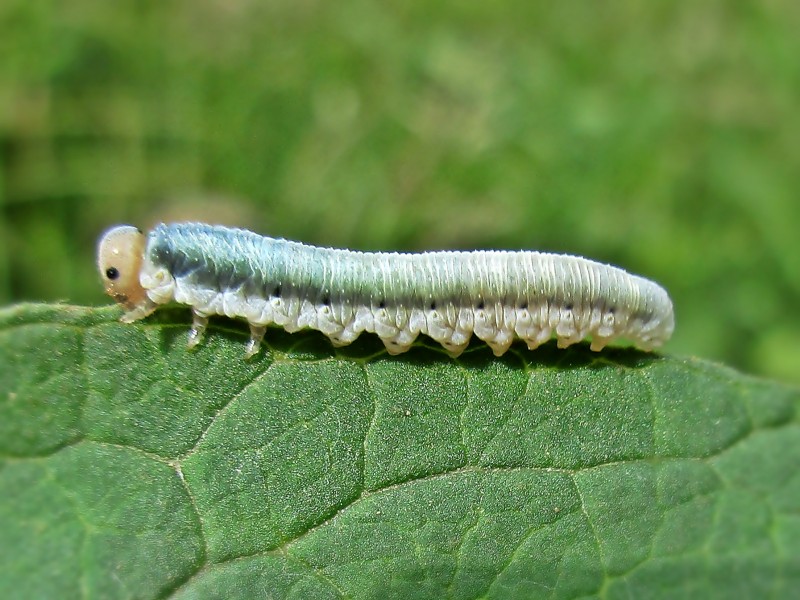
0,0,798,382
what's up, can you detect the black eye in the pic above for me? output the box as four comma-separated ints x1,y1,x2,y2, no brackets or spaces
106,267,120,280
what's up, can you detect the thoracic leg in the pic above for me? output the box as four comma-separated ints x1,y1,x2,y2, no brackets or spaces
245,324,267,358
187,310,209,349
120,298,158,323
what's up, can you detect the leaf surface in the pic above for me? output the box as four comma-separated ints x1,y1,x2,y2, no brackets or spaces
1,304,798,599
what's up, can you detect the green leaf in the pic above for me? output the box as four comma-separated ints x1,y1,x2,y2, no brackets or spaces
1,304,798,599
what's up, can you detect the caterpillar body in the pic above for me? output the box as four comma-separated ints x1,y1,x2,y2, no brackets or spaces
97,223,674,358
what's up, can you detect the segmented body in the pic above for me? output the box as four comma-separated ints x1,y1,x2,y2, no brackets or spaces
98,222,674,357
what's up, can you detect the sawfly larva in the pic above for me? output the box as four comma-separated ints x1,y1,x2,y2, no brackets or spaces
97,222,674,358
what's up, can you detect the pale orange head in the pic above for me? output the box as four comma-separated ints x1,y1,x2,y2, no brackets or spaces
96,226,148,309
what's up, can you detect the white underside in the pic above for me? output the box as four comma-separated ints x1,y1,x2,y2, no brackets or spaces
142,267,673,356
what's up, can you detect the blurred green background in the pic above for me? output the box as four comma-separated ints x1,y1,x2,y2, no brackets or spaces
1,1,798,382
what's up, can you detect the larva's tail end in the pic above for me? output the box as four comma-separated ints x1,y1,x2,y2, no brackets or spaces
97,225,149,311
633,335,668,353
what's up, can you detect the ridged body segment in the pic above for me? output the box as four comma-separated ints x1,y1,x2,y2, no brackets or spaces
139,223,674,356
